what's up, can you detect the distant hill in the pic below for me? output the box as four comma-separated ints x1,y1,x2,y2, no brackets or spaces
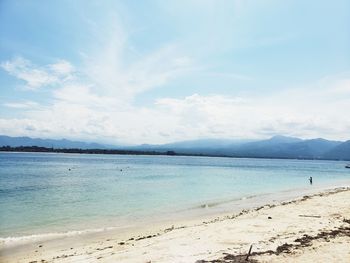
1,135,349,160
0,135,112,149
323,140,350,160
130,135,346,160
290,138,342,159
226,135,303,157
226,137,341,159
128,138,254,155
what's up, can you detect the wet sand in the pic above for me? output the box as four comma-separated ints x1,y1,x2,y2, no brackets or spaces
1,187,350,263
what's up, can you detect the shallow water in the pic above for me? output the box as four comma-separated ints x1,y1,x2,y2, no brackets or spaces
0,152,349,239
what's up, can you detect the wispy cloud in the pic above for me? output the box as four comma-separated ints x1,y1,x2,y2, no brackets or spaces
1,57,57,90
49,60,75,76
1,57,74,90
53,84,117,108
84,40,194,100
3,101,39,109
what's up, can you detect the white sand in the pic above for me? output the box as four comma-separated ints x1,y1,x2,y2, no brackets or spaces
1,187,349,263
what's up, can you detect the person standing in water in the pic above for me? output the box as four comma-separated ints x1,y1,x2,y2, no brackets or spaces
309,176,313,185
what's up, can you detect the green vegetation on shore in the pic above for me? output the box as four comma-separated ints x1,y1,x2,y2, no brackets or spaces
0,146,181,156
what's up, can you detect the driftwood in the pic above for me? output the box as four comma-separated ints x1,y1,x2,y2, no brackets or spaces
245,244,253,261
298,215,321,218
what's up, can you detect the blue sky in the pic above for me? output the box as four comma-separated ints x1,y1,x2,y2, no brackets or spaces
0,0,350,144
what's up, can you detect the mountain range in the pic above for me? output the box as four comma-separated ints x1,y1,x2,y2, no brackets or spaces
0,135,109,149
1,135,350,161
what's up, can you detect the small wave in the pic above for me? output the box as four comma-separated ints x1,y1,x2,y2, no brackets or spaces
241,194,260,200
193,193,271,210
195,197,242,210
0,227,116,246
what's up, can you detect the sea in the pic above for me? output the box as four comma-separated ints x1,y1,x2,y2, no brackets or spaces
0,152,349,242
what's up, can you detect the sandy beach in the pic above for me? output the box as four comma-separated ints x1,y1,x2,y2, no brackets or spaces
2,0,350,262
0,186,349,263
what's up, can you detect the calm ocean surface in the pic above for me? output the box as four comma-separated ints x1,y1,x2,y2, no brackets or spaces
0,152,349,239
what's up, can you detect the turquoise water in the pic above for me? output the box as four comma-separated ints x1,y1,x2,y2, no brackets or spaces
0,152,349,238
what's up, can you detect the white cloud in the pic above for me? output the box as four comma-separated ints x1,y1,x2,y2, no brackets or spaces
1,50,350,144
1,72,350,144
1,57,74,90
49,60,75,76
0,38,199,144
53,84,117,108
84,41,194,100
1,57,57,89
3,101,39,109
329,78,350,94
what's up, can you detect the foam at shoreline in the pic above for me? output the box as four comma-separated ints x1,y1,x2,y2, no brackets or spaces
0,227,118,247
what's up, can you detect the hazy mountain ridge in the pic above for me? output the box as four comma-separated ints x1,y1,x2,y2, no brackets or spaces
1,135,350,160
322,140,350,160
123,135,349,160
0,135,111,149
225,137,342,159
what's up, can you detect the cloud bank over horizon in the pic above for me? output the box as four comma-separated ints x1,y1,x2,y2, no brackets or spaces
0,0,349,144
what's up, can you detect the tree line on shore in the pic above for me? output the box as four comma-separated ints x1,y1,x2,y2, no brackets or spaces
0,145,184,156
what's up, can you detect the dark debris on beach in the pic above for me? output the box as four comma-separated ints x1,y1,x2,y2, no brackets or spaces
196,218,350,263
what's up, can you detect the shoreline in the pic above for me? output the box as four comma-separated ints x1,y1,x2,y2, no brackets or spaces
1,185,350,262
2,150,350,162
1,180,348,244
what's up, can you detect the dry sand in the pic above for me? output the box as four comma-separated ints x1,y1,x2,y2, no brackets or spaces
1,187,350,263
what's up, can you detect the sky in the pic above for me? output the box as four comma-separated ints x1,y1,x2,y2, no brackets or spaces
0,0,350,145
